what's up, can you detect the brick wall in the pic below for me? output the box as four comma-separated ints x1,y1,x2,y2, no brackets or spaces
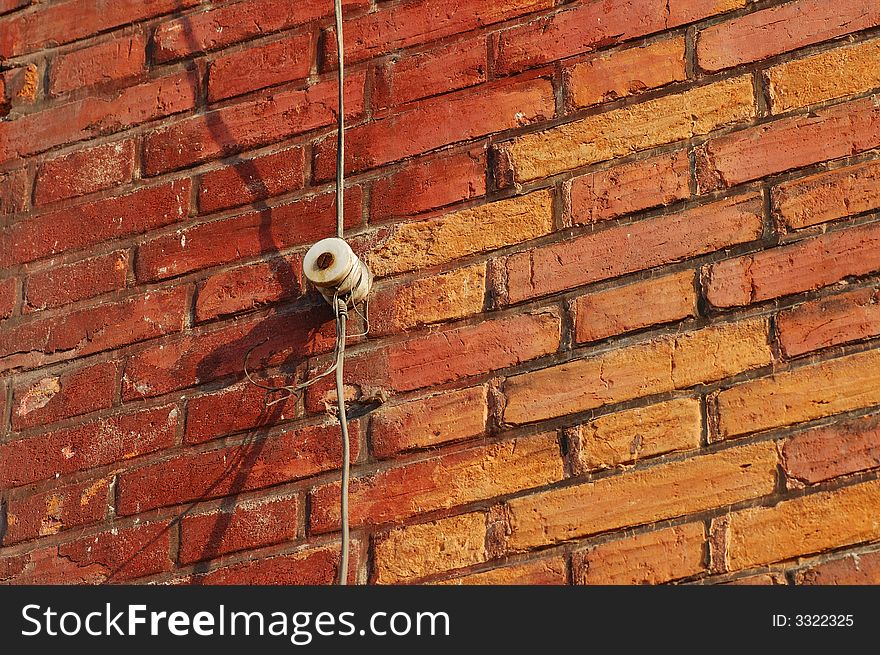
1,0,880,585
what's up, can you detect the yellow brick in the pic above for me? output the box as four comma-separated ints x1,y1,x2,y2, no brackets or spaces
579,398,703,470
504,317,771,425
500,75,755,183
507,441,777,551
374,512,488,584
367,190,553,277
436,557,567,585
767,38,880,114
727,479,880,571
715,349,880,438
392,264,486,331
573,523,706,584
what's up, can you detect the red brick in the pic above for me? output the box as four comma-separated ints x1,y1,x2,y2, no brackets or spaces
314,77,554,179
49,33,147,96
185,377,300,445
208,31,314,103
0,521,172,583
0,287,187,372
565,37,687,109
0,1,28,16
152,0,366,63
143,72,365,175
24,250,129,312
574,271,697,343
374,36,487,109
371,385,488,458
506,193,763,304
34,139,135,206
310,432,564,533
324,0,552,67
782,413,880,485
777,285,880,357
11,360,120,432
4,476,112,544
796,550,880,584
0,71,197,163
306,310,560,411
198,146,306,214
0,179,190,269
0,405,178,488
187,545,343,585
437,558,567,585
117,422,360,515
122,305,337,400
0,277,16,319
695,97,880,193
696,0,880,73
178,495,299,564
0,167,28,216
1,62,39,109
772,159,880,231
370,147,486,223
705,222,880,308
495,0,744,75
0,0,199,58
195,255,302,323
569,152,691,225
137,187,360,282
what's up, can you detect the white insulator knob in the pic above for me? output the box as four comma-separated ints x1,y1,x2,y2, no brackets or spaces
303,237,373,307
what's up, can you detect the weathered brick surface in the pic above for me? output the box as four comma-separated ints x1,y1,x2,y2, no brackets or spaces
705,222,880,308
726,479,880,571
577,398,703,471
178,495,300,564
371,385,488,458
696,0,880,73
6,0,880,587
310,432,564,533
506,441,777,551
574,271,697,343
506,193,763,304
568,150,691,225
573,523,706,585
565,37,687,110
373,512,488,584
498,76,754,183
715,349,880,438
772,160,880,231
504,318,771,425
782,413,880,485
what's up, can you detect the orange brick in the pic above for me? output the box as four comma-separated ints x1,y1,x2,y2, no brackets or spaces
568,150,691,225
497,75,754,183
573,523,706,584
766,38,880,113
373,512,488,584
777,285,880,357
309,432,564,533
504,318,771,426
727,479,880,571
795,550,880,584
366,190,553,278
782,413,880,485
715,349,880,438
506,441,777,551
772,159,880,231
371,385,488,458
368,264,486,336
578,398,703,471
705,222,880,308
574,271,697,343
565,37,687,109
506,193,762,304
436,557,567,585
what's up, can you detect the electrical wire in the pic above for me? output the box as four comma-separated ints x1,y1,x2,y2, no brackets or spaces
334,0,345,240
